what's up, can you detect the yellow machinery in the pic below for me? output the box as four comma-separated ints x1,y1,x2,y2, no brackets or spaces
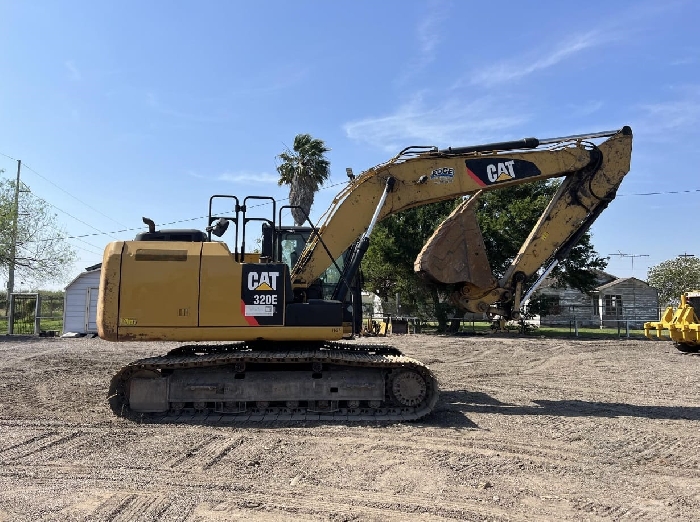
99,126,633,421
644,292,700,353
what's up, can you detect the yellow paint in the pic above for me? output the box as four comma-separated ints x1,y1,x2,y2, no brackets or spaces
118,241,202,327
198,242,250,327
117,326,343,342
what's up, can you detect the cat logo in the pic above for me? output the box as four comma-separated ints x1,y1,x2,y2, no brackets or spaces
248,271,279,291
486,160,516,183
465,157,541,187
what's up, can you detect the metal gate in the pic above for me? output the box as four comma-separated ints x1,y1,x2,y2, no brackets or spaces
8,293,39,335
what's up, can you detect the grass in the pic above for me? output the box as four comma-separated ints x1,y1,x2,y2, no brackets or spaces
0,316,650,341
410,320,650,340
0,318,63,336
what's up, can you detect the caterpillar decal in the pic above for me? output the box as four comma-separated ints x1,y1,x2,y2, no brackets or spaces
465,158,542,186
241,264,286,325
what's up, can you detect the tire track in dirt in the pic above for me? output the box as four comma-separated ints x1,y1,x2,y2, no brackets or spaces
11,468,516,521
91,492,193,522
164,434,247,471
596,431,700,471
0,345,67,369
192,490,497,521
0,431,83,463
0,453,674,521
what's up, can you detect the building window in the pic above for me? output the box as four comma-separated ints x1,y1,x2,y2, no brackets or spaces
605,294,623,316
592,296,599,316
539,295,561,316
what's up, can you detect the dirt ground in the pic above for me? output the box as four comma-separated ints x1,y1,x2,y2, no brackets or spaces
0,333,698,521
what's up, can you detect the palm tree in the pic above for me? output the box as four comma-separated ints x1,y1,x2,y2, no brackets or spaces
276,134,330,226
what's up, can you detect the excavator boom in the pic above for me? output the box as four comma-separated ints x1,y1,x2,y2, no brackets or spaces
292,128,632,288
294,127,632,317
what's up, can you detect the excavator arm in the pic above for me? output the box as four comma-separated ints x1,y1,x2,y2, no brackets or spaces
292,127,633,317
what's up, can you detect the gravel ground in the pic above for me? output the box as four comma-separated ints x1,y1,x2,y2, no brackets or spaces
0,333,698,521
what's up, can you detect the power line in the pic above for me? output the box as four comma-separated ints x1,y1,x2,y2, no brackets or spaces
25,179,350,244
0,151,128,228
26,186,118,240
618,188,700,197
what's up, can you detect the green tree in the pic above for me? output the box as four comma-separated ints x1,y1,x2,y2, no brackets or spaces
476,180,608,294
647,256,700,306
362,180,608,331
0,179,77,286
276,134,331,226
362,199,460,330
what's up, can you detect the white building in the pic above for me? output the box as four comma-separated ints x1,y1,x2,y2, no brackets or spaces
62,264,101,334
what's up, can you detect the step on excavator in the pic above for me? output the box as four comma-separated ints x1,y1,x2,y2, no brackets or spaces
99,126,633,422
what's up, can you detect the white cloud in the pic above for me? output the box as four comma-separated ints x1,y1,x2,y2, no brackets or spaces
65,60,81,81
396,1,449,84
343,94,529,151
634,85,700,137
568,100,604,117
469,30,604,87
417,2,447,64
185,170,279,184
218,171,279,185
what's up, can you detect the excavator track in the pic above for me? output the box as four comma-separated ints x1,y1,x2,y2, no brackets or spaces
108,342,439,423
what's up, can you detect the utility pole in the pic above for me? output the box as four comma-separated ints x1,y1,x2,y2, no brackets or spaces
608,251,649,326
6,160,21,315
679,253,695,259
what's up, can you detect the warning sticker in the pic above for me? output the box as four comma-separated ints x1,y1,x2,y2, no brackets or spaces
245,304,275,317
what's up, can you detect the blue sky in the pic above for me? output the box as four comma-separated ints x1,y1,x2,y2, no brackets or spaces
1,0,699,289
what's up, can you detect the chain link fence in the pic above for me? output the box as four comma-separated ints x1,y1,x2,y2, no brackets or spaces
1,293,64,336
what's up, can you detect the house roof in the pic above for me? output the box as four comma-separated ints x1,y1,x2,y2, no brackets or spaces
64,264,102,290
536,269,617,290
595,276,649,291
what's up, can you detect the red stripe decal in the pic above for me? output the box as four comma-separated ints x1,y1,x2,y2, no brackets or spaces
241,299,259,326
466,167,486,187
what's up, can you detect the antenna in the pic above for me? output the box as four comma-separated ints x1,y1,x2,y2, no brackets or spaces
608,251,649,276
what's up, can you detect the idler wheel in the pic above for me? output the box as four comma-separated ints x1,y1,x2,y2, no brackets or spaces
390,370,428,407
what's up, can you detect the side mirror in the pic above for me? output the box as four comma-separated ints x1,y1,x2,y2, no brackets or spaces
209,218,229,237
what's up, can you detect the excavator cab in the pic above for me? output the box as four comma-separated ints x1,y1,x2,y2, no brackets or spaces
260,222,363,335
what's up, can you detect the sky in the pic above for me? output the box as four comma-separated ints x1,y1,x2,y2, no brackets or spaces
1,0,699,290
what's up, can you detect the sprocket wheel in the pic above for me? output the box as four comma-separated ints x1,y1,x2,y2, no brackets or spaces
390,370,428,407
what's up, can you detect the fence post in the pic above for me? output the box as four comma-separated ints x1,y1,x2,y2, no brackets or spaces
574,318,579,337
8,294,14,335
625,320,630,339
34,294,42,335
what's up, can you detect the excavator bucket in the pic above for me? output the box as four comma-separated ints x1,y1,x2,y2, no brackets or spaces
414,191,496,289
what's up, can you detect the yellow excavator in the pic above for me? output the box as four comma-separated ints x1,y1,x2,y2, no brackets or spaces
99,126,633,421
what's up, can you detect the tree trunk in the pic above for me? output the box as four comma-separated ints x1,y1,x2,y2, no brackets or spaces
447,318,461,334
431,287,448,332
